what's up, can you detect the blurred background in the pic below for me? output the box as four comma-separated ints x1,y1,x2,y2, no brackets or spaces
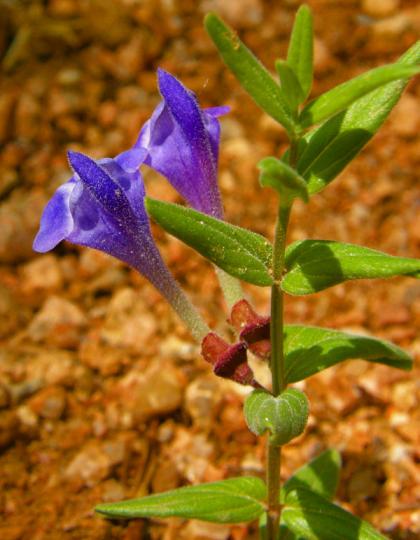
0,1,419,538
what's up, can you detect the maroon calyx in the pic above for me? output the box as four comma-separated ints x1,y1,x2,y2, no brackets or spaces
201,332,262,388
230,299,271,360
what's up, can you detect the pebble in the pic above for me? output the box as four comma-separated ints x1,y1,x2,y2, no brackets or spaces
348,467,381,502
0,411,20,450
101,287,156,353
117,362,185,421
180,520,231,540
203,0,263,28
361,0,399,18
27,295,87,348
389,94,420,138
64,438,125,487
0,283,23,338
372,13,411,37
0,190,48,263
151,459,181,493
28,386,67,420
0,91,16,144
314,37,334,74
184,375,223,429
26,350,78,386
167,428,215,484
20,254,63,295
100,479,125,502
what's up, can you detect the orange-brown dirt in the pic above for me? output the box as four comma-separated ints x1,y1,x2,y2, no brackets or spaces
0,1,419,539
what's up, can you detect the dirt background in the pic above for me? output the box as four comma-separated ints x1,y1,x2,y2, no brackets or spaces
0,0,419,539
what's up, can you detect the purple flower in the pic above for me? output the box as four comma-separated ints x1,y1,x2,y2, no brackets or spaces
136,69,229,219
33,148,209,340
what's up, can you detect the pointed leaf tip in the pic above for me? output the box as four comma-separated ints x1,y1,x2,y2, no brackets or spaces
96,477,267,523
204,12,296,134
287,4,314,100
283,240,420,295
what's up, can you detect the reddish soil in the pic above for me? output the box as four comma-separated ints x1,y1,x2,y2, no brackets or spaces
0,1,419,539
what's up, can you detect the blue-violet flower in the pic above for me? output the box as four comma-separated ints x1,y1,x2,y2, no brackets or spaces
33,148,209,340
137,69,229,219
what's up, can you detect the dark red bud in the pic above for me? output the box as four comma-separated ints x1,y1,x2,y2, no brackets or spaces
230,300,271,360
230,299,267,331
201,332,262,388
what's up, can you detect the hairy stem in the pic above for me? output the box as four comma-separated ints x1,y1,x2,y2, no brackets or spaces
265,138,299,540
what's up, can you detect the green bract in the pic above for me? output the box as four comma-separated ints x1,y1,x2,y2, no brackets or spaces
244,389,309,446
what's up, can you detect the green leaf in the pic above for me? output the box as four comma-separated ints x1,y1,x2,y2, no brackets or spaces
146,198,273,287
282,489,387,539
244,389,309,446
276,59,305,110
259,157,309,203
300,63,420,128
204,13,295,134
284,324,412,384
96,477,267,523
282,449,341,501
287,4,314,100
283,240,420,295
293,40,420,194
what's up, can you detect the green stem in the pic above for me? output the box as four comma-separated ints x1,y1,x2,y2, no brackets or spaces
266,203,290,540
270,204,291,395
265,137,299,540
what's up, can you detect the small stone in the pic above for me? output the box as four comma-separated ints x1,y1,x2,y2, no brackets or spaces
56,68,82,86
372,13,412,38
314,37,334,74
20,254,63,295
181,520,231,540
0,190,48,263
27,296,87,348
101,287,156,353
389,94,420,138
184,375,223,429
348,467,382,503
151,459,181,493
27,350,78,386
29,386,67,420
361,0,399,18
101,479,125,502
117,363,185,422
0,383,10,408
0,91,16,144
204,0,263,28
0,411,20,450
64,439,125,487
